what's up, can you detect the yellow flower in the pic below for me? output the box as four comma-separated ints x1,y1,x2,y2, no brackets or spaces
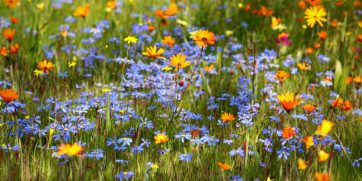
297,63,311,71
154,133,169,144
57,143,84,157
124,36,137,44
150,163,159,170
169,53,191,69
277,92,302,112
316,120,334,137
142,45,165,60
318,150,330,162
162,66,172,72
304,6,327,28
34,69,44,77
298,158,307,170
221,113,235,123
68,61,77,68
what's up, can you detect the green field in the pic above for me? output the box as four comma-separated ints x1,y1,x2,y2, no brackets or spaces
0,0,361,180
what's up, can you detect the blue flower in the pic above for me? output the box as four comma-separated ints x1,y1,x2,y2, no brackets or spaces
179,153,192,162
115,171,134,180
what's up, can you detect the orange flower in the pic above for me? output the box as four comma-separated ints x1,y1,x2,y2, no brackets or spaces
221,113,235,123
336,0,344,6
253,6,273,16
282,127,296,140
306,0,321,6
297,63,311,71
10,43,19,55
277,92,302,112
317,31,328,40
205,64,214,73
0,46,8,57
37,60,55,74
142,45,165,59
193,30,216,47
354,75,361,84
345,76,353,84
217,162,231,171
154,133,169,144
306,47,314,54
316,120,334,137
318,150,330,162
0,89,19,102
315,172,331,181
331,97,344,108
330,19,338,27
298,1,306,9
357,34,362,42
73,3,90,17
57,143,84,157
162,36,175,47
147,25,154,32
303,104,316,113
191,129,200,137
3,0,20,8
10,16,18,24
155,3,178,18
275,70,290,82
3,28,16,41
342,100,352,111
303,136,314,149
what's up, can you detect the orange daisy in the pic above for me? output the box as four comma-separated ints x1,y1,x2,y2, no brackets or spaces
193,30,216,47
37,60,55,74
3,28,16,41
0,89,19,102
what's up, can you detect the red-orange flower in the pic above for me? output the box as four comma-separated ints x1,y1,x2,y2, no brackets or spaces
306,0,321,6
155,3,178,19
342,100,352,111
193,30,216,47
277,93,302,112
0,89,19,102
10,43,19,55
0,46,8,57
331,97,344,108
282,127,296,140
3,28,16,41
317,31,328,40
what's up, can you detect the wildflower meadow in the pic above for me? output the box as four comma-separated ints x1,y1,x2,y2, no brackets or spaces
1,0,362,180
